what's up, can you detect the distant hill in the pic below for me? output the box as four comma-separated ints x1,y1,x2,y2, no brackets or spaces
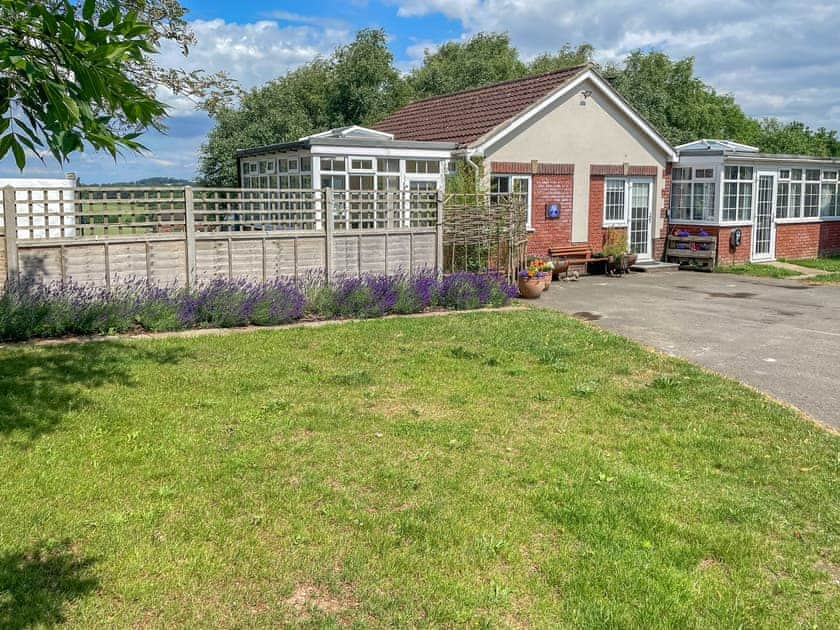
85,177,195,186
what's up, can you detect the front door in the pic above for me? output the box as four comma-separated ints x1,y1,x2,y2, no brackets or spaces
752,172,776,261
628,179,653,260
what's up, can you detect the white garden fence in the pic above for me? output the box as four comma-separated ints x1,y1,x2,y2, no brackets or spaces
1,185,443,287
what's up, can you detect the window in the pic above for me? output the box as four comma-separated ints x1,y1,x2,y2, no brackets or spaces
405,159,440,174
320,156,345,172
491,174,531,227
377,175,400,192
804,181,820,217
287,158,298,172
670,166,715,221
350,158,373,171
604,179,626,223
778,166,840,219
377,158,400,173
722,166,753,222
672,167,691,181
300,156,311,172
320,174,345,189
692,183,716,221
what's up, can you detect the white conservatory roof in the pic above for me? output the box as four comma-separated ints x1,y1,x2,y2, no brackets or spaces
299,126,394,141
676,139,760,153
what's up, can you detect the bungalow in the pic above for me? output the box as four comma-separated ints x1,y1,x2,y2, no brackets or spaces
236,63,840,265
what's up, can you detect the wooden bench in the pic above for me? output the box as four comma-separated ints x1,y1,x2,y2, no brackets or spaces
548,244,610,276
666,234,717,271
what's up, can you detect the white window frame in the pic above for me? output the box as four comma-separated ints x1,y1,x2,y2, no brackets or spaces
669,167,717,223
603,177,627,226
490,174,532,229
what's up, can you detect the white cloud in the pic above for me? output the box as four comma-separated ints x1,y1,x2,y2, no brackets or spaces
156,18,352,115
390,0,840,132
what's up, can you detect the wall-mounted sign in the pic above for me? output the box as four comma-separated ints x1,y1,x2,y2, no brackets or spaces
545,203,560,220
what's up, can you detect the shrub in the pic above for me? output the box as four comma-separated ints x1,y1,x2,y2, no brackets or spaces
0,271,514,341
438,272,516,310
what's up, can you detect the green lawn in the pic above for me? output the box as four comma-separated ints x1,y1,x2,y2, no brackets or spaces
782,255,840,272
1,311,837,627
782,256,840,284
714,263,801,279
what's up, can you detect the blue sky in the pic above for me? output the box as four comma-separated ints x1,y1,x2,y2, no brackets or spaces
6,1,840,183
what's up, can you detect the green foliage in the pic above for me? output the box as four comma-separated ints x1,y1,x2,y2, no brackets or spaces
199,29,408,186
603,51,760,147
527,43,594,75
200,32,840,186
407,33,527,99
0,0,166,167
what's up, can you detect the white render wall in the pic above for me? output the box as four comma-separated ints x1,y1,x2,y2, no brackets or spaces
484,77,669,243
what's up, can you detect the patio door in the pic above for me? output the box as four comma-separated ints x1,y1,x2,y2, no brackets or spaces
627,179,653,260
752,172,776,261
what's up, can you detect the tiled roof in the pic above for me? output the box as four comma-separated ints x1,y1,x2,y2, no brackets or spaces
373,65,589,147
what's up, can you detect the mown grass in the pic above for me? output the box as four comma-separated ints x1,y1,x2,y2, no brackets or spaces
1,310,837,628
783,255,840,272
714,263,801,279
781,256,840,284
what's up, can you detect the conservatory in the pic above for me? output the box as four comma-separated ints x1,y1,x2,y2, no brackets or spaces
669,140,840,263
235,126,455,230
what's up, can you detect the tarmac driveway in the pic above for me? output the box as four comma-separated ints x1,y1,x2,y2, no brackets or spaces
539,271,840,430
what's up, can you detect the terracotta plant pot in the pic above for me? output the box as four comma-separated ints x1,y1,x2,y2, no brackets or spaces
542,274,552,290
552,258,569,279
625,253,638,269
517,276,543,299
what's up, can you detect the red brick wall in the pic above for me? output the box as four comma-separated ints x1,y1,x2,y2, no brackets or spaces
668,224,753,265
588,176,605,252
775,222,820,259
525,173,574,256
654,165,672,260
819,222,840,256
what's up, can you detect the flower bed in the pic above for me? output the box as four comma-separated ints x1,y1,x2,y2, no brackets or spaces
0,272,516,342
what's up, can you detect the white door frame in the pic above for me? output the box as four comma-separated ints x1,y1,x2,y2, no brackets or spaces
627,177,654,261
752,171,777,262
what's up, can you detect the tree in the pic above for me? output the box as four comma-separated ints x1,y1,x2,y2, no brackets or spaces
407,33,526,99
329,29,409,127
200,29,407,186
603,51,760,147
0,0,235,170
527,43,594,74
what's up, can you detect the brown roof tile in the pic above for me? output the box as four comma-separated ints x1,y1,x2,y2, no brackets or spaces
373,65,589,147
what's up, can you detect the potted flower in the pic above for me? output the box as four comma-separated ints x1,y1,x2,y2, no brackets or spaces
518,266,545,299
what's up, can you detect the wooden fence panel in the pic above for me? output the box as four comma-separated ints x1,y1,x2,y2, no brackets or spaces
359,234,387,274
3,186,446,288
62,244,108,285
412,232,438,271
148,241,188,286
18,247,63,283
108,242,148,285
229,239,266,282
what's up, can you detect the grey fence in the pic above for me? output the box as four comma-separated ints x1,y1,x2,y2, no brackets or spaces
1,185,443,287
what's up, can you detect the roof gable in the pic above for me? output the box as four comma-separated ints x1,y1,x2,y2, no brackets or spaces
373,65,589,147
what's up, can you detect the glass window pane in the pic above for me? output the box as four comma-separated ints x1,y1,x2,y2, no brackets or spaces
806,169,821,181
604,179,626,223
693,182,715,221
725,166,739,180
739,166,753,180
377,158,400,173
490,176,510,195
790,168,803,180
300,156,311,172
673,167,691,181
775,182,789,218
790,182,802,217
804,182,820,216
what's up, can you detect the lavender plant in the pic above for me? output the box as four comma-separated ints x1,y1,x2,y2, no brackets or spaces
0,272,514,341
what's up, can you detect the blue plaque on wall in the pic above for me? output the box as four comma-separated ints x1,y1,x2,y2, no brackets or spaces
545,203,560,220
